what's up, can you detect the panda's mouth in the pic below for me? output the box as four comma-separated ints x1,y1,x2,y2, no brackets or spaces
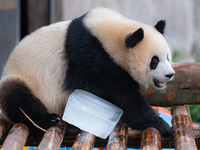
154,79,166,88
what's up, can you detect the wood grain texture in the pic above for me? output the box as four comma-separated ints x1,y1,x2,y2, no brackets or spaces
106,121,128,150
71,131,96,150
140,127,161,150
1,123,29,150
36,120,66,150
172,105,197,150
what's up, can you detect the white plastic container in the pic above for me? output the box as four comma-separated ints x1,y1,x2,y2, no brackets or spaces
62,89,123,139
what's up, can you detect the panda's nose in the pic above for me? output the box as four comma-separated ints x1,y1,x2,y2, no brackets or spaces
165,73,175,79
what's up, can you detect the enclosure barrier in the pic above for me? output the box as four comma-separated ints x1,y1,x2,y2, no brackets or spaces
0,62,199,150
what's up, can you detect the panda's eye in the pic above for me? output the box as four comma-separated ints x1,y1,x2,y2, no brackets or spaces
150,56,159,70
167,54,169,61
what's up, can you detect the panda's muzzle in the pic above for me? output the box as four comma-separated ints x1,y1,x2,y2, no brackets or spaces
154,73,174,88
154,79,167,88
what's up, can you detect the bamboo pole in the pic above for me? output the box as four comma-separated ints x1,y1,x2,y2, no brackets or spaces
71,131,96,150
106,121,128,150
140,127,161,150
36,120,66,150
171,105,197,150
1,123,29,150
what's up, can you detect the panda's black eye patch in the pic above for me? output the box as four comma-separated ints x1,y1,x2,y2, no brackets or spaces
150,56,159,70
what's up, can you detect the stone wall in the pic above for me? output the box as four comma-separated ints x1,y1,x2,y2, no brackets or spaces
62,0,200,62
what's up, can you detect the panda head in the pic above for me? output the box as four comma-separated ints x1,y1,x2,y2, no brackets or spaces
84,8,175,90
124,20,175,90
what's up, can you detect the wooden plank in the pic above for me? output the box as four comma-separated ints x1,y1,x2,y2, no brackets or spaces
171,105,197,150
106,121,128,150
1,123,29,150
71,131,96,150
142,62,200,106
36,120,66,150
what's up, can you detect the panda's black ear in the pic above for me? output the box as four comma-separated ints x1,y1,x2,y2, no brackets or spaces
154,20,166,35
125,28,144,48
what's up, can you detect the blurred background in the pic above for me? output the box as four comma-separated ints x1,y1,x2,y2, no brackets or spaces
1,0,200,74
0,0,200,122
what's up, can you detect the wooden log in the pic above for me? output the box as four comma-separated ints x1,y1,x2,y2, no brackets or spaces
140,127,161,150
142,62,200,106
71,131,96,150
36,120,66,150
0,123,199,148
171,105,197,150
1,123,29,150
22,126,200,148
106,121,128,150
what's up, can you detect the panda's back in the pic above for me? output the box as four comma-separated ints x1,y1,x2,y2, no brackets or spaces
2,21,72,115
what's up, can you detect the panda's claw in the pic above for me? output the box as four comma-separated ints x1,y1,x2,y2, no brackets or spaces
36,113,60,129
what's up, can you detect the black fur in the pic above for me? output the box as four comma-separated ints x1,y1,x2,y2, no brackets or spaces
125,28,144,48
150,56,159,70
154,20,166,35
65,15,171,136
0,78,60,138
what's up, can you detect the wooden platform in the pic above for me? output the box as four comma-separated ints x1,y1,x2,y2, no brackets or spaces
0,62,199,150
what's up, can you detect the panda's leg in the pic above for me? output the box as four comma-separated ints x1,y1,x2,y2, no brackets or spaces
0,77,60,137
118,92,171,137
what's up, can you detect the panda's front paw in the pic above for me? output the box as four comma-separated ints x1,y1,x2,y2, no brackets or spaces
37,113,60,130
156,117,172,137
29,113,60,138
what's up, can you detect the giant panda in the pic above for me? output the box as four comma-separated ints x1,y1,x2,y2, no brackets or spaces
0,7,175,138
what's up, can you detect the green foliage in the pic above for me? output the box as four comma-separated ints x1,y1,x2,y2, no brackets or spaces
172,51,183,62
190,57,200,122
194,57,200,62
163,107,171,111
189,105,200,122
162,106,200,122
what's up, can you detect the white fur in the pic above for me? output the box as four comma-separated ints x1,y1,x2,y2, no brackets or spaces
1,8,174,117
2,21,72,116
84,7,174,90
